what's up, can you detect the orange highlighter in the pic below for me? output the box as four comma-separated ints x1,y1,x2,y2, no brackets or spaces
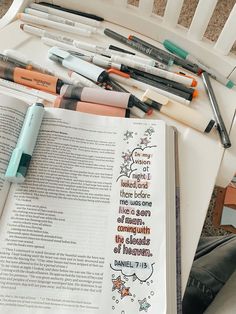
0,61,64,94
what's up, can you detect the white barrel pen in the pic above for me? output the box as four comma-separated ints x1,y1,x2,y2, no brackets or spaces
108,73,190,105
24,8,103,34
17,13,92,37
29,2,101,27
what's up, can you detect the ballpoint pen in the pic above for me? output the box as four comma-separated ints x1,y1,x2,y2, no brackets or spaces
163,40,235,89
201,71,231,148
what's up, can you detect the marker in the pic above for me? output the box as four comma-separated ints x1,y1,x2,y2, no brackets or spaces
48,47,110,84
0,62,64,94
104,28,172,67
163,40,235,88
24,8,103,34
29,2,101,27
128,35,201,74
60,85,151,114
129,71,194,100
128,67,197,97
201,71,231,148
108,73,191,105
0,78,56,102
54,96,130,118
17,13,92,37
141,89,215,133
122,63,197,87
38,2,104,21
0,53,32,69
41,36,156,67
5,103,44,183
20,24,159,67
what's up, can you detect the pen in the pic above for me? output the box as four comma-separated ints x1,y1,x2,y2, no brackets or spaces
0,62,64,94
41,36,157,67
128,67,198,96
128,35,201,74
20,24,159,67
141,89,215,133
129,72,194,100
60,85,152,114
163,40,235,89
38,2,104,21
122,63,197,87
104,28,172,66
17,13,92,37
0,78,56,102
201,71,231,148
4,48,55,75
29,2,101,27
48,47,110,84
108,73,190,105
54,96,130,118
4,48,76,85
0,53,32,69
24,8,103,34
5,103,44,183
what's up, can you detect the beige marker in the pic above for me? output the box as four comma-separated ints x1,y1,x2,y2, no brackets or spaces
141,89,215,133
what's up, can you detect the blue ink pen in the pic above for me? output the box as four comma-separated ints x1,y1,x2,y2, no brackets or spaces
5,103,44,183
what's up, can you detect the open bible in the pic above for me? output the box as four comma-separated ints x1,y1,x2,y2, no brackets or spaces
0,94,180,314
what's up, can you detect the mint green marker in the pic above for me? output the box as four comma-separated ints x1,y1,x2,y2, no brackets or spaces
163,40,234,89
5,103,44,183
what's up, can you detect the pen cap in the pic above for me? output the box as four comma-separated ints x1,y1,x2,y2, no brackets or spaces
163,40,188,59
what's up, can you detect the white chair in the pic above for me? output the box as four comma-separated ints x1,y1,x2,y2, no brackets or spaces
0,0,236,293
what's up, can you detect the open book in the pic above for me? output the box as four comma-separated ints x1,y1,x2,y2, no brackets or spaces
0,94,180,314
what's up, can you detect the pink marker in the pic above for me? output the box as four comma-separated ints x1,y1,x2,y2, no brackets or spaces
54,96,130,118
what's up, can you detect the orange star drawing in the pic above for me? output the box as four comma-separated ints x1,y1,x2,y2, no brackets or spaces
120,286,132,299
112,276,125,291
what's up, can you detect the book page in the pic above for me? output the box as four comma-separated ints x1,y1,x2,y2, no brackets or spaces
100,121,170,314
0,109,170,314
0,95,28,214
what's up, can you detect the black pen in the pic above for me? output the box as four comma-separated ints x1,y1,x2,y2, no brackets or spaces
39,2,104,21
104,28,171,66
128,35,201,74
201,71,231,148
130,72,193,100
126,66,197,97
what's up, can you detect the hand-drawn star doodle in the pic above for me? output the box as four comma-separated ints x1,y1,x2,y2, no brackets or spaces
122,151,132,162
138,298,151,312
140,137,150,146
112,276,125,291
145,127,155,136
120,286,132,299
120,164,130,175
123,131,134,141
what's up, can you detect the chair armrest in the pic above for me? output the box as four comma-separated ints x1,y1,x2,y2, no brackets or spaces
216,109,236,188
0,0,30,30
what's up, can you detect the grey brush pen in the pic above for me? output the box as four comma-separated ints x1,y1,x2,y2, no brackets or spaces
201,71,231,148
